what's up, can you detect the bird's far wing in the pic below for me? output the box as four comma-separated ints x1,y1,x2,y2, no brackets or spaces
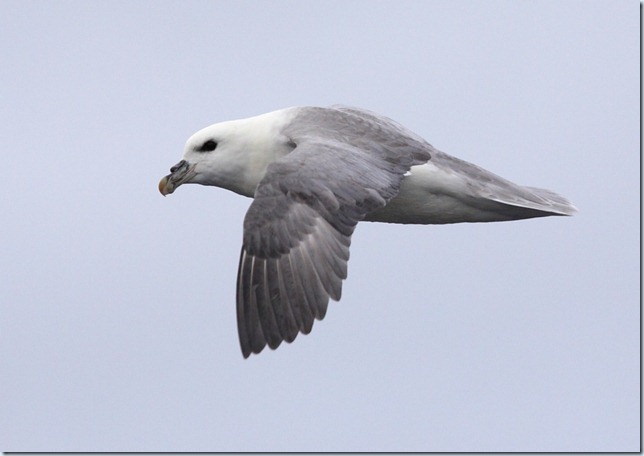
430,150,577,216
236,109,432,357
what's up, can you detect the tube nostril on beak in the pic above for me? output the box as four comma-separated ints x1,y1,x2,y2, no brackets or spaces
170,160,187,173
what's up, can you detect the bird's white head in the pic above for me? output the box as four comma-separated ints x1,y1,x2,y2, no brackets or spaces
159,108,299,198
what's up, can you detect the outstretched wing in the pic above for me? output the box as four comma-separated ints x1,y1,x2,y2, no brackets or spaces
236,107,432,357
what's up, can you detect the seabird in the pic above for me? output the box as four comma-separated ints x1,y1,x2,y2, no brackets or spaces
159,106,576,358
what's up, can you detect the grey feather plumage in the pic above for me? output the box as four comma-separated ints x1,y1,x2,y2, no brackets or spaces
237,107,433,357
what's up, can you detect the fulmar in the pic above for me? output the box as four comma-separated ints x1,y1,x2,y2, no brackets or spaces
159,106,576,358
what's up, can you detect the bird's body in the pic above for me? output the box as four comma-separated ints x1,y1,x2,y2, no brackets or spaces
159,106,576,357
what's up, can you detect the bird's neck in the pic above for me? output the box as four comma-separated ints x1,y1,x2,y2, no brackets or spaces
234,108,300,197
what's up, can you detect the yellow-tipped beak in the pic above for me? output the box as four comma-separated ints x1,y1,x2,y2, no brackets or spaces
158,175,172,196
158,160,195,196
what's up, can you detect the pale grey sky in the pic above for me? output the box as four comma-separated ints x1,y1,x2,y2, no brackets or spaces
1,0,639,452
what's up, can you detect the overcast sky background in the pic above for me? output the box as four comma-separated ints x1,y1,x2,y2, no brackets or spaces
1,1,639,452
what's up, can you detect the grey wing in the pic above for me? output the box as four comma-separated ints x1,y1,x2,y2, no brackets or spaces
430,149,577,217
236,198,351,358
337,105,576,217
236,117,431,357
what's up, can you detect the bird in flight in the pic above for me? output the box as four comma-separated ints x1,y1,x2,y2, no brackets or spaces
159,106,576,358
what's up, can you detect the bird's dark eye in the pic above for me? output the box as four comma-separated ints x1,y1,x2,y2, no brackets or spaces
198,140,218,152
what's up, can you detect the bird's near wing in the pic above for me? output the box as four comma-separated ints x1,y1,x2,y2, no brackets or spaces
236,108,432,357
